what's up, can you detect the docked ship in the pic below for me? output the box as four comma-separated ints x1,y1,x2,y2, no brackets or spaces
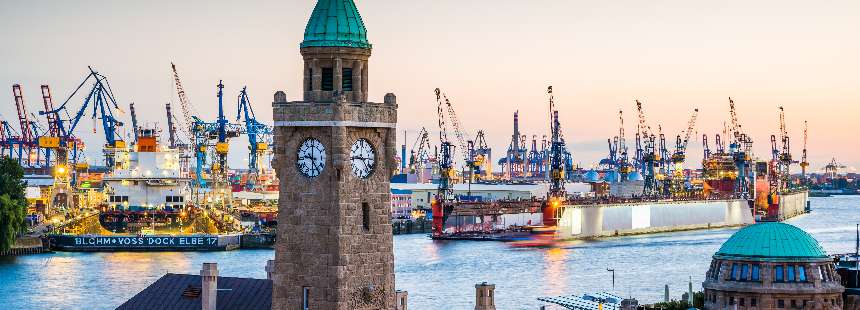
99,127,195,234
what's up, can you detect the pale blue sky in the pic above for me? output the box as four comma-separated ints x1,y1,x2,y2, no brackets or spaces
1,0,858,171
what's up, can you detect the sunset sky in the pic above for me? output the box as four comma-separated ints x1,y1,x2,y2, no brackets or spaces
1,0,858,172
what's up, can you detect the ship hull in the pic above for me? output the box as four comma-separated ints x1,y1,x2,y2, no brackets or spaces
556,199,755,239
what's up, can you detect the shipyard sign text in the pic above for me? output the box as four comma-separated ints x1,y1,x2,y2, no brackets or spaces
72,236,219,248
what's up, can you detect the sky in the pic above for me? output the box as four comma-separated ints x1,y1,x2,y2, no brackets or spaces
1,0,858,172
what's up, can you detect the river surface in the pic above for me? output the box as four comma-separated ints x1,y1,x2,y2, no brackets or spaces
1,196,858,309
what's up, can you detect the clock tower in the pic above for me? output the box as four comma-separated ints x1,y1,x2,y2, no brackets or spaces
271,0,397,309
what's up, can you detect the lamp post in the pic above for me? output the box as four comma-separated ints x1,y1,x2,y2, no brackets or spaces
607,268,615,291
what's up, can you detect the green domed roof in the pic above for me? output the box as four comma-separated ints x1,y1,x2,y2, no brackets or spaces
301,0,371,49
715,222,828,261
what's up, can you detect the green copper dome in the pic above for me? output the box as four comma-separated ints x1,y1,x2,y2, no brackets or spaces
715,222,828,261
301,0,371,48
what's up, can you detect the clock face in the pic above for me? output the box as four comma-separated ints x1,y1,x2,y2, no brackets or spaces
350,138,376,179
297,138,326,178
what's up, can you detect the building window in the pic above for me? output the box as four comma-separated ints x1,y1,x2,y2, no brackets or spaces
751,264,760,281
342,68,353,91
751,298,757,307
729,296,734,305
775,265,784,282
790,300,797,308
777,299,785,308
321,68,333,91
302,287,310,310
306,69,313,91
797,266,806,282
731,264,740,280
787,265,795,282
741,264,750,281
714,262,722,280
362,202,370,231
740,298,745,306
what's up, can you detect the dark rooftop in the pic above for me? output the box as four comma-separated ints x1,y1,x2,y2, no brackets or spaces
117,273,271,310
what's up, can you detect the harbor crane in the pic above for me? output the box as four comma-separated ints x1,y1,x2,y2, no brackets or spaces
408,127,433,174
12,84,34,166
165,102,178,149
635,100,661,196
129,102,139,143
670,108,698,194
236,86,273,175
171,63,196,139
727,98,753,198
800,121,809,179
469,130,492,180
547,86,566,200
776,106,795,188
40,67,126,184
432,88,456,237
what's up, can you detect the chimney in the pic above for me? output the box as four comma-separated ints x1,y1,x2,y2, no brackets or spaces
474,282,496,310
201,263,218,310
265,259,275,280
395,290,408,310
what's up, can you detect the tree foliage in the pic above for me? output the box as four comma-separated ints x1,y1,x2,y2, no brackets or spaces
0,157,26,252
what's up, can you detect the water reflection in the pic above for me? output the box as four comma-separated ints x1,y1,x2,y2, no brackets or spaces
542,247,568,296
0,197,857,309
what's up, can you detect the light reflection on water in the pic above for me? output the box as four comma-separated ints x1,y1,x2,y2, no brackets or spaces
0,196,857,309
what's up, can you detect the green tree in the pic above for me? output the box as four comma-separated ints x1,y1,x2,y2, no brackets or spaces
0,156,26,252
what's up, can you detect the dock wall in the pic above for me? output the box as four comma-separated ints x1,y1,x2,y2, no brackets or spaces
557,199,754,239
778,190,809,221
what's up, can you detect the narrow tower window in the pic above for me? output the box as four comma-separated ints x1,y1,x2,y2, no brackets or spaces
306,69,313,91
342,68,353,91
362,202,370,231
321,68,333,91
302,287,310,310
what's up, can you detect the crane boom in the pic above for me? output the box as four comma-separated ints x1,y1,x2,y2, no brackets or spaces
165,102,177,148
171,62,195,140
13,84,31,143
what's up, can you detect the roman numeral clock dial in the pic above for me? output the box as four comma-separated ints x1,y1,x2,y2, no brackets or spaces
350,138,376,179
297,138,326,178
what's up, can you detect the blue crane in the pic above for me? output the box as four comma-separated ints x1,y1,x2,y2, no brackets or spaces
236,87,273,174
40,67,126,183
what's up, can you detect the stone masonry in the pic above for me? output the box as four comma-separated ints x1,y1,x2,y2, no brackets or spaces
271,43,397,309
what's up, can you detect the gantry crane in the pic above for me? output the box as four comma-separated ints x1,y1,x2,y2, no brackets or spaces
236,86,273,175
40,67,125,185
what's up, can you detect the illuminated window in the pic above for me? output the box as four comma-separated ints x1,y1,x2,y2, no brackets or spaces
787,265,795,282
797,266,807,282
751,264,760,281
775,266,784,282
741,264,750,281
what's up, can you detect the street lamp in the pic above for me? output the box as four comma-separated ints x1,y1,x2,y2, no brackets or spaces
607,268,615,291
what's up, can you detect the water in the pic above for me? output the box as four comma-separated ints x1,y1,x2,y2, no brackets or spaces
1,196,858,309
